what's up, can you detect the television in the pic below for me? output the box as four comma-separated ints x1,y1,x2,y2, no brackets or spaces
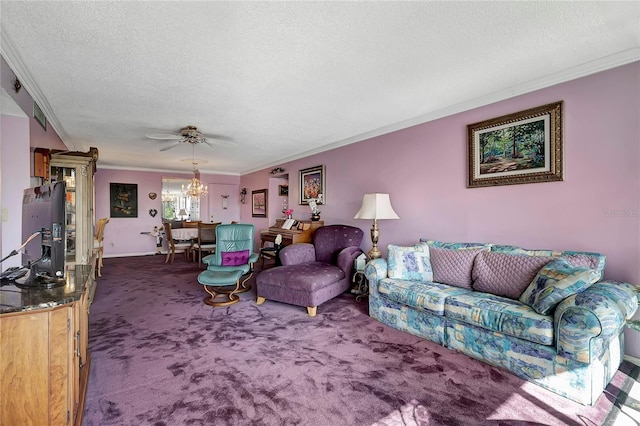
20,181,66,287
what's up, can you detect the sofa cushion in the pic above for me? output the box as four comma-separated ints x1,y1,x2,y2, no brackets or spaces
387,244,433,281
429,246,487,288
445,292,554,346
421,239,490,250
519,259,600,315
472,251,555,299
378,278,472,315
491,245,605,277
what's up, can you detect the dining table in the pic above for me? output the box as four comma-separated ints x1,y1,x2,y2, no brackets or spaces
171,227,198,241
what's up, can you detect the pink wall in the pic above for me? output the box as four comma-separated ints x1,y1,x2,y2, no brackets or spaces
1,56,67,152
243,62,640,283
94,168,240,256
241,63,640,356
0,115,31,268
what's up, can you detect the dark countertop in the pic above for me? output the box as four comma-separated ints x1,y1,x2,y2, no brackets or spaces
0,265,93,314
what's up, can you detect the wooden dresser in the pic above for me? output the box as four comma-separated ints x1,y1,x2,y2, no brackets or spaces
0,262,97,426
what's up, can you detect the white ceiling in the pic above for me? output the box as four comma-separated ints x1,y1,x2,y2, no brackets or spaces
1,1,639,175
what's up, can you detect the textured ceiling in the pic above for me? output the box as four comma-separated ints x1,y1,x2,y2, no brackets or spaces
1,1,639,175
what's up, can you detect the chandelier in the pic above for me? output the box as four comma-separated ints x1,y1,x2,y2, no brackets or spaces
183,164,208,198
162,190,177,202
181,144,208,198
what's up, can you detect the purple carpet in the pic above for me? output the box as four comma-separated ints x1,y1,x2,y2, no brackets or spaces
83,255,631,425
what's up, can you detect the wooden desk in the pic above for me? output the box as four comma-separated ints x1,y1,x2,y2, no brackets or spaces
260,220,323,247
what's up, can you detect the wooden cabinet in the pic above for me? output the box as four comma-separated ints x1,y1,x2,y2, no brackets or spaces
34,147,51,179
50,149,97,268
0,263,96,426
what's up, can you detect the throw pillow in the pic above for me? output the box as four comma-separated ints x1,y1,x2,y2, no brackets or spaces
471,251,555,299
420,239,490,250
429,246,488,289
519,259,600,315
221,249,250,266
387,244,433,282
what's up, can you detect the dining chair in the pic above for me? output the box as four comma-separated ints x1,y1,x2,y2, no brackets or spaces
191,222,220,265
164,222,193,264
93,217,110,277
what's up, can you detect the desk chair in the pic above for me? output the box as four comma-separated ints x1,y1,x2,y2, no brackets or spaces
164,222,193,264
93,217,110,277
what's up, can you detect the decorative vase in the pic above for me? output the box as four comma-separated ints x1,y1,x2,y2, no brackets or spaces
311,213,321,221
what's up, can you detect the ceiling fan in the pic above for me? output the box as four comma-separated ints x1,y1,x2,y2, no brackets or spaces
146,125,234,151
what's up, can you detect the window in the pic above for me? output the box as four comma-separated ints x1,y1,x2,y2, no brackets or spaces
161,178,201,221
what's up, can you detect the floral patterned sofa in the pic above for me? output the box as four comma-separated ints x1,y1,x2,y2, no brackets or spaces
365,239,638,405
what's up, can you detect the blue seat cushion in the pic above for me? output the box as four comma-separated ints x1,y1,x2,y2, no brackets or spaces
198,269,243,286
378,278,472,315
445,292,554,346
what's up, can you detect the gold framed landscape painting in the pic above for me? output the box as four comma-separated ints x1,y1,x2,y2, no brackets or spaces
467,101,564,188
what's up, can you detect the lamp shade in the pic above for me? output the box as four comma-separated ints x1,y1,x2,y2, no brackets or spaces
353,193,399,220
178,208,188,216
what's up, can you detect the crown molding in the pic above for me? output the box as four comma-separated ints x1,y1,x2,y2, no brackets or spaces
97,163,240,176
242,48,640,175
0,26,75,149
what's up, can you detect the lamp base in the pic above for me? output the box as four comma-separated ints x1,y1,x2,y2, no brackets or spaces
368,219,382,259
367,247,382,260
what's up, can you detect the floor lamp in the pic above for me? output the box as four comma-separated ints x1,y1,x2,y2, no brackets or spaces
354,193,399,259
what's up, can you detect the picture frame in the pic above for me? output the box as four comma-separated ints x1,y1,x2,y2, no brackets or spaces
468,101,563,188
299,165,325,205
33,102,46,130
278,185,288,196
252,189,268,218
110,183,138,217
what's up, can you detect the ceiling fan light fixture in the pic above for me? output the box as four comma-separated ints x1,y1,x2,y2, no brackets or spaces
182,145,208,199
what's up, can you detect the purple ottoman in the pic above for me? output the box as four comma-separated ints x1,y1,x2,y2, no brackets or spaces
255,225,364,316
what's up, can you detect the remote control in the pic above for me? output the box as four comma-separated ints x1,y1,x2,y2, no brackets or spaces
1,266,21,279
7,268,28,281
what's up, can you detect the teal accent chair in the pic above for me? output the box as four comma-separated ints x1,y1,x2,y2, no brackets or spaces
197,223,258,307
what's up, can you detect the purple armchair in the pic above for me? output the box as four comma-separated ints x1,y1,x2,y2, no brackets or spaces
256,225,364,316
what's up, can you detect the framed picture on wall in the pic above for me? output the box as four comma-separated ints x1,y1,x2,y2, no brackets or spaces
298,165,325,205
278,185,288,196
33,102,47,130
467,101,563,188
110,183,138,217
252,189,267,218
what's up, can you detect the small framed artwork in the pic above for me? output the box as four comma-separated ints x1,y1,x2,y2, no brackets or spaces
299,165,325,205
110,183,138,217
467,101,563,188
278,185,288,196
252,189,268,218
33,102,46,130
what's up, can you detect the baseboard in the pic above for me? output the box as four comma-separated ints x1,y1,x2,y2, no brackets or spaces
624,354,640,367
103,252,163,258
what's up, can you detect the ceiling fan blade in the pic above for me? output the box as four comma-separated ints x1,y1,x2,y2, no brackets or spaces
146,133,181,140
201,139,216,149
203,136,236,146
159,141,182,151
